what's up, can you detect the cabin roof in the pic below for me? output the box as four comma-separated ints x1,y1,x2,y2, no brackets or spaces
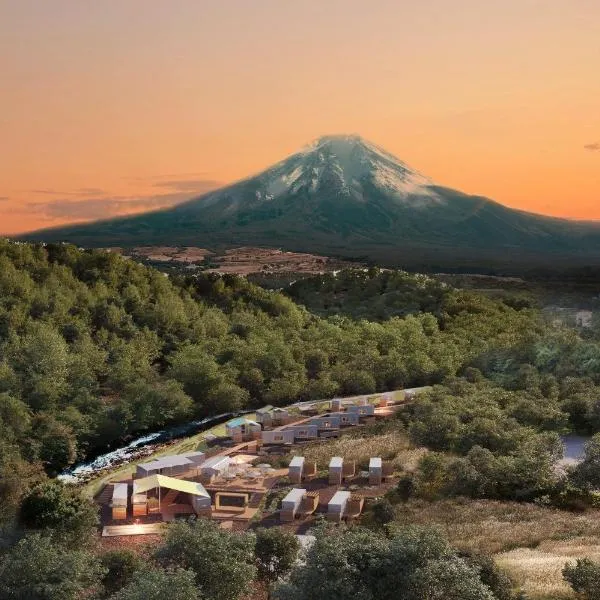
133,474,210,498
329,456,343,468
282,488,307,504
369,457,382,469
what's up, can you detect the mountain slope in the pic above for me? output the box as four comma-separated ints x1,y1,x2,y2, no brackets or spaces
18,135,600,268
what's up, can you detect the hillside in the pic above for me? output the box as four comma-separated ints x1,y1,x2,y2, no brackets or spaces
18,135,600,271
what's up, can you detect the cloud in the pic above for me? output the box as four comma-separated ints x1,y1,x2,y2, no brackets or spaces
584,142,600,152
29,187,108,196
151,178,222,193
27,186,221,222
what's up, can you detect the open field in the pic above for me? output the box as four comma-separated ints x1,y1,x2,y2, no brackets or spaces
301,429,426,472
391,498,600,599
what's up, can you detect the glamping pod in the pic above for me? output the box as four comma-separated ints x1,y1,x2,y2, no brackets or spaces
261,429,295,445
225,417,261,443
329,456,343,485
328,491,351,522
288,456,305,484
280,488,307,522
369,457,383,485
200,456,231,483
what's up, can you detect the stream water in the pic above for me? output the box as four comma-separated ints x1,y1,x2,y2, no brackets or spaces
58,413,233,483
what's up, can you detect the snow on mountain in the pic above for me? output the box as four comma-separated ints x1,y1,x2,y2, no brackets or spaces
250,134,441,205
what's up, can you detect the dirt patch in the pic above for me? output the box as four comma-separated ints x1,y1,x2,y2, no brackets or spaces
107,246,358,275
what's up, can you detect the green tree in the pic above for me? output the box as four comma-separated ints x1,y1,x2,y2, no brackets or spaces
19,480,98,546
0,532,103,600
108,567,200,600
563,558,600,600
156,519,256,600
254,527,300,582
100,549,145,595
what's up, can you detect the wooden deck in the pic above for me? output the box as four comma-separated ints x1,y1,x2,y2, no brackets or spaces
102,523,165,537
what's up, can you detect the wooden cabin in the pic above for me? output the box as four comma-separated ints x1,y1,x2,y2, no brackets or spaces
256,405,275,428
110,483,128,520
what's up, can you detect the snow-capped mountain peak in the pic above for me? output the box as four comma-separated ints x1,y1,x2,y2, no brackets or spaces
257,134,439,204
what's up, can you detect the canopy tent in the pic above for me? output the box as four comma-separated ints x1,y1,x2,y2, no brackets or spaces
133,474,210,498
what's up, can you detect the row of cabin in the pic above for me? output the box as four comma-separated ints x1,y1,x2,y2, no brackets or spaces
261,406,376,446
280,488,364,522
287,455,392,485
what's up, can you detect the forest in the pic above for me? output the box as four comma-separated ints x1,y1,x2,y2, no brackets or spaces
3,240,600,598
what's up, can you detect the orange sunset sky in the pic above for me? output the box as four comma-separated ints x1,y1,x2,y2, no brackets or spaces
1,0,599,235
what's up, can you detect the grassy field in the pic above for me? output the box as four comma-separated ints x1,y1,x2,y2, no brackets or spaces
390,498,600,599
301,427,426,471
82,415,254,498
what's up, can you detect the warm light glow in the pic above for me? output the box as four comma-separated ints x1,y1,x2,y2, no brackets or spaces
1,0,599,235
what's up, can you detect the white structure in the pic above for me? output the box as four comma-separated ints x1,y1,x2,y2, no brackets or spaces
225,417,261,442
200,456,231,480
288,424,319,441
329,456,343,484
330,412,360,426
288,456,305,483
369,457,382,485
328,491,351,522
331,398,343,411
280,488,307,521
261,429,295,445
136,452,206,479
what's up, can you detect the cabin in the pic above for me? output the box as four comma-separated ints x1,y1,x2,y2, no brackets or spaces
288,424,319,442
329,456,343,484
256,405,275,427
347,404,375,418
132,492,147,517
135,452,205,479
110,483,128,520
200,456,231,483
329,456,355,484
288,456,305,484
369,457,393,484
280,488,307,522
225,417,262,443
378,393,394,407
310,415,341,438
369,457,382,485
272,407,291,426
288,456,317,483
330,412,360,427
261,429,295,446
330,398,343,412
328,491,351,522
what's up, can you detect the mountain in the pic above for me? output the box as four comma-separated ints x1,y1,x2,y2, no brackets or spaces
18,134,600,270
